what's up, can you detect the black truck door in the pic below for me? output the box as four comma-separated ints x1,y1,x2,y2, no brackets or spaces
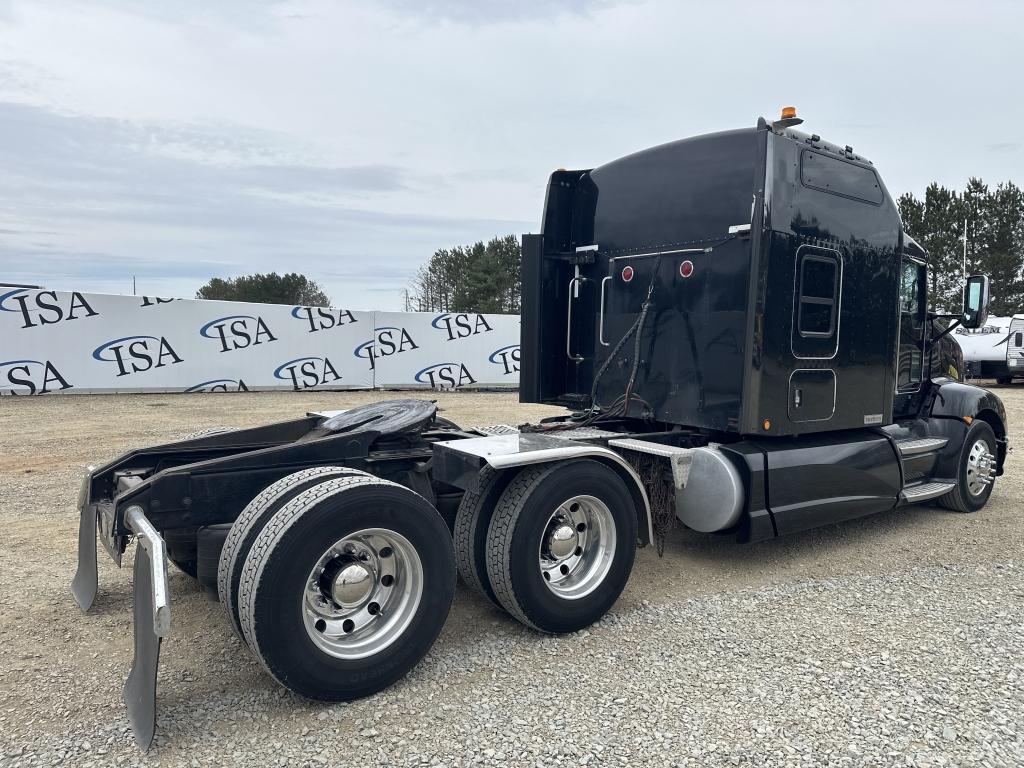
892,258,928,419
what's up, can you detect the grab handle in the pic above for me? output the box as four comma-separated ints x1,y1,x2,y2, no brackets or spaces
566,276,586,362
598,275,611,347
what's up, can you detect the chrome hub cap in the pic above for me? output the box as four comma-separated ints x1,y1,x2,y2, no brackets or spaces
330,562,374,608
303,528,423,659
538,495,616,600
548,524,579,559
966,439,996,496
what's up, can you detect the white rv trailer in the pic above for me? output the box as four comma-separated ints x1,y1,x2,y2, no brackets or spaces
954,316,1013,382
1004,315,1024,382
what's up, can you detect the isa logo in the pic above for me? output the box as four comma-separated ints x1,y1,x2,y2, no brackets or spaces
92,335,183,377
200,315,278,353
184,378,250,393
140,296,177,308
414,362,476,389
291,306,359,333
489,344,520,375
353,327,419,370
274,356,343,391
0,288,98,330
431,313,493,341
0,359,73,395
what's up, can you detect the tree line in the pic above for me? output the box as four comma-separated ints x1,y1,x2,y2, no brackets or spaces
898,179,1024,316
404,234,521,314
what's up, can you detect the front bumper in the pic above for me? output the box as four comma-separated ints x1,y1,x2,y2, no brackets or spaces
71,471,171,750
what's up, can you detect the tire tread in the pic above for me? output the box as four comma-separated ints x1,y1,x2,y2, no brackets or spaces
452,466,505,611
237,474,392,680
483,464,552,632
217,466,368,641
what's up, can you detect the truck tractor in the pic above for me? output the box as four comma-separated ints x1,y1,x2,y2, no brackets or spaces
72,109,1008,749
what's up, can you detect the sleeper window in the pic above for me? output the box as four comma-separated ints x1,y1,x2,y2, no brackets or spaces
791,246,842,359
797,255,838,337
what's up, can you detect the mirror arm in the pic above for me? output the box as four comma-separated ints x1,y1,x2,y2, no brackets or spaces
931,315,962,344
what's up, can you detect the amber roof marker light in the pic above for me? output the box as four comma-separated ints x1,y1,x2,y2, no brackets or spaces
773,106,804,130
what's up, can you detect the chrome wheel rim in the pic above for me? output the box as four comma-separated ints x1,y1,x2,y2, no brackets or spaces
302,528,423,659
538,495,616,600
966,439,996,497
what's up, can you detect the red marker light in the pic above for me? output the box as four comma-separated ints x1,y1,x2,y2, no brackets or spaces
679,260,694,278
621,265,634,282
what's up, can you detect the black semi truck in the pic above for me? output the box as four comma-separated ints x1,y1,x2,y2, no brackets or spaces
73,110,1007,749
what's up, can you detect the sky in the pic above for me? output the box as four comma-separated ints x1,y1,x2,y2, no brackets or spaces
0,0,1022,310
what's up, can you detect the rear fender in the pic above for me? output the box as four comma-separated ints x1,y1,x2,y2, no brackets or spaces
433,433,654,545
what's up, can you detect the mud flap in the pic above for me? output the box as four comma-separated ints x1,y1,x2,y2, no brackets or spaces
71,502,98,611
123,507,171,751
125,545,162,749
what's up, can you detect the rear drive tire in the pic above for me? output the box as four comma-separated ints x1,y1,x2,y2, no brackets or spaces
453,466,512,611
238,475,455,701
485,460,637,634
939,420,998,513
218,466,370,642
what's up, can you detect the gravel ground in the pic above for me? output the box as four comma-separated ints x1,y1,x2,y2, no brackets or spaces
1,388,1022,767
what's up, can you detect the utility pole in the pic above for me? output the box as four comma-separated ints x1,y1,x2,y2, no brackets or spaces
962,218,968,280
132,275,137,296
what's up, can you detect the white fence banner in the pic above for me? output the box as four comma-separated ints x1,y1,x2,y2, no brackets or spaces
0,287,520,395
370,312,521,389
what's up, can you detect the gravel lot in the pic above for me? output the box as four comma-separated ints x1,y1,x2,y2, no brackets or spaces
1,388,1022,767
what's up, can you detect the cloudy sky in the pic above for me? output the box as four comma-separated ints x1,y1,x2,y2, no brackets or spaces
0,0,1021,309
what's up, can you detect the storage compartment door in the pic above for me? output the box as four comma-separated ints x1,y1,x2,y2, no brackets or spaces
788,369,835,422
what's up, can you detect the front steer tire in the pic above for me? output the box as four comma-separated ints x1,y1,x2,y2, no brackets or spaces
939,420,998,513
237,475,456,701
485,460,637,634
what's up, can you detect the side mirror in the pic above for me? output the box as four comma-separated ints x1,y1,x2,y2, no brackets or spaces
962,274,990,329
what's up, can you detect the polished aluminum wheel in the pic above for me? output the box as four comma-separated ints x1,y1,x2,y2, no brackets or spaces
302,528,423,659
966,439,997,497
537,495,616,600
